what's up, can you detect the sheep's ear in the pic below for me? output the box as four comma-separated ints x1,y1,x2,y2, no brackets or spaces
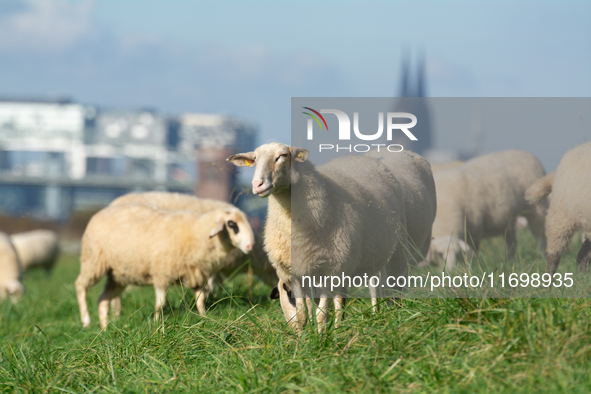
270,285,280,299
209,216,226,238
290,147,309,162
226,152,256,167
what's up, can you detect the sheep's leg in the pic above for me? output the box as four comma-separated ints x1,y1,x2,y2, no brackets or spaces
369,284,378,313
110,285,125,319
576,238,591,272
75,259,109,328
278,280,298,328
524,206,547,256
504,226,517,261
305,298,315,323
75,276,92,328
334,295,345,327
98,275,122,329
295,298,308,333
545,212,576,275
153,286,167,322
110,297,122,318
194,286,208,316
292,278,307,333
315,296,330,333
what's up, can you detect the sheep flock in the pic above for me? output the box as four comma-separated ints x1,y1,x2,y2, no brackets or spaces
3,141,589,333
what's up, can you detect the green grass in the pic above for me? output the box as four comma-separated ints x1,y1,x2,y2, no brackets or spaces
1,230,591,393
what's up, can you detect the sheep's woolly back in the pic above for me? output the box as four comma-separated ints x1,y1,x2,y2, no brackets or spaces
111,191,234,212
0,232,23,300
367,150,437,264
431,161,463,173
80,205,239,290
525,172,555,204
432,150,546,243
10,230,59,271
289,155,408,281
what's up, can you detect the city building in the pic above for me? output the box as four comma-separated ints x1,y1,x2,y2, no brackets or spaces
0,98,256,220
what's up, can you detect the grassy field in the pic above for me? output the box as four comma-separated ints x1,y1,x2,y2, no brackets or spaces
2,230,591,393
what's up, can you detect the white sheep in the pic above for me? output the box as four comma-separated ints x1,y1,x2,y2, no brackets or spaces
10,230,59,273
228,143,436,331
428,150,548,269
75,204,255,328
0,232,23,302
111,191,277,286
525,142,591,274
430,161,463,173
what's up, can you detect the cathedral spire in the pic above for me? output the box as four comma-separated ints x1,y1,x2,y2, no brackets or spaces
416,50,426,97
399,49,411,97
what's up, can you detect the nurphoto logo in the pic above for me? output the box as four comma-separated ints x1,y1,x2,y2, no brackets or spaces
303,107,418,153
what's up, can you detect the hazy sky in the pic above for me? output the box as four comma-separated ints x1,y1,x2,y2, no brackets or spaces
0,0,589,167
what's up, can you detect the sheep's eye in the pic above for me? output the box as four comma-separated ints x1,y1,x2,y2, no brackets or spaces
227,220,239,234
276,153,287,162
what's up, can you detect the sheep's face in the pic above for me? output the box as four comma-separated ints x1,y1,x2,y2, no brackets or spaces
0,280,24,303
226,142,309,198
428,236,473,270
270,279,298,328
209,210,255,254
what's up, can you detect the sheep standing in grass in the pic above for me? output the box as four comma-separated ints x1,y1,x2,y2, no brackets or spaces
0,232,23,302
75,204,255,328
429,150,548,269
525,142,591,274
10,230,59,274
228,143,436,331
111,191,277,286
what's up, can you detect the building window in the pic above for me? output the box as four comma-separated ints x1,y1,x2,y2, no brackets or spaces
86,157,112,176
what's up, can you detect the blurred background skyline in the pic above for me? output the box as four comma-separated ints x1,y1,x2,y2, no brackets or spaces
0,0,589,222
1,0,589,146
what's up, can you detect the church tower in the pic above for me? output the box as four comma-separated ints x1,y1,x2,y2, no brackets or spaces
392,50,432,154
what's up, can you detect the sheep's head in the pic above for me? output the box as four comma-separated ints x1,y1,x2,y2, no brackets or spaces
1,280,23,303
226,142,309,198
209,209,255,254
428,236,474,270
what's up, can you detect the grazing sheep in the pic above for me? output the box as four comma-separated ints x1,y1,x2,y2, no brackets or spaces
429,150,548,269
75,204,255,328
10,230,59,274
111,191,277,286
525,142,591,274
228,143,436,331
0,232,23,302
430,161,463,173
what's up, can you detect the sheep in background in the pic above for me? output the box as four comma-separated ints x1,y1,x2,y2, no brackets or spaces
228,143,436,331
429,150,548,269
111,191,277,287
430,161,463,173
10,230,59,274
75,204,255,328
0,232,23,302
525,142,591,274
